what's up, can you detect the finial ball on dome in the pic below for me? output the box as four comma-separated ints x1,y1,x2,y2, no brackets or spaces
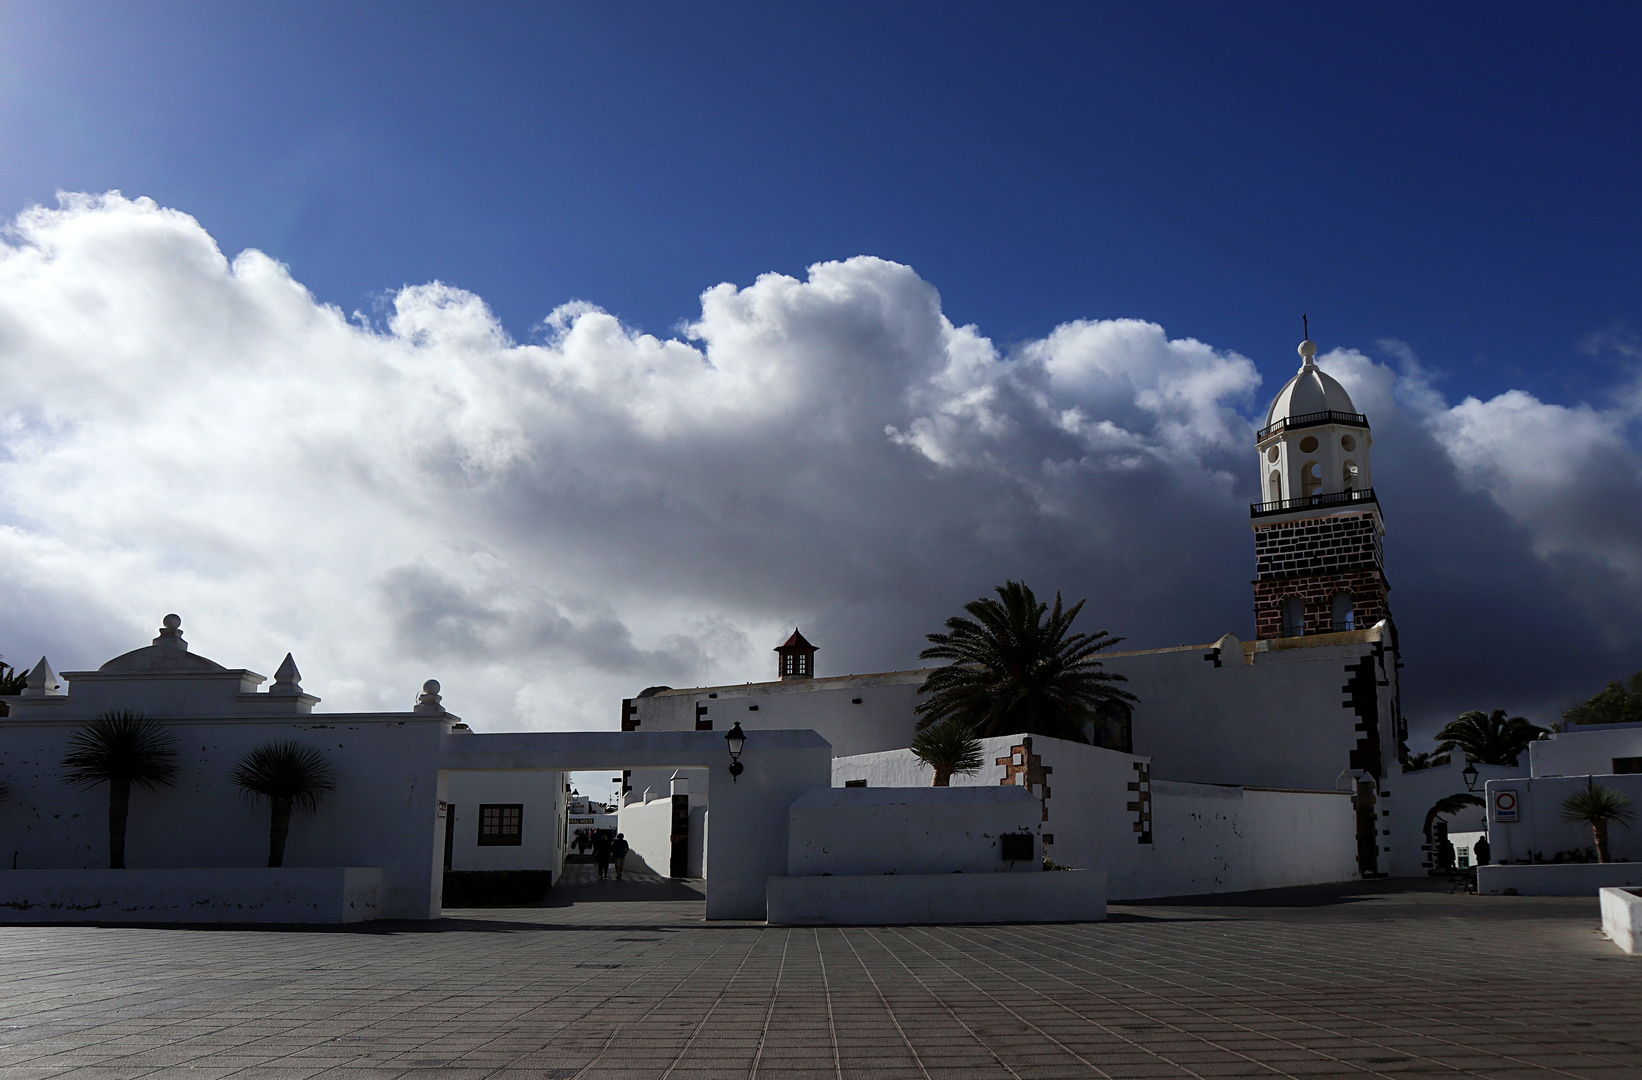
423,679,441,695
1298,339,1317,359
162,613,182,630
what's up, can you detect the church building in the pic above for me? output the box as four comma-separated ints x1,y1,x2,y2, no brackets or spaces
623,335,1417,879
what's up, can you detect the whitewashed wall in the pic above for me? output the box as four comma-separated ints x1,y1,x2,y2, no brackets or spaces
0,712,450,918
616,794,675,876
1485,774,1642,864
1530,725,1642,778
788,786,1041,876
1383,760,1524,877
833,733,1357,899
444,770,564,878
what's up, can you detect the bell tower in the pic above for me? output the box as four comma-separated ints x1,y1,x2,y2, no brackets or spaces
1251,335,1390,639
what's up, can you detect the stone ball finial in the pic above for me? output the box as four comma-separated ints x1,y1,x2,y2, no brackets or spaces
162,614,182,630
1298,339,1317,361
414,678,446,715
423,679,441,695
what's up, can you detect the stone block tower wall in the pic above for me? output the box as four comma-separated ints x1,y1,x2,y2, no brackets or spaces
1252,513,1391,639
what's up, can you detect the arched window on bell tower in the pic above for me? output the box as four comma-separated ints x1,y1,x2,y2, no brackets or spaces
1332,592,1356,632
1281,596,1306,638
775,629,818,680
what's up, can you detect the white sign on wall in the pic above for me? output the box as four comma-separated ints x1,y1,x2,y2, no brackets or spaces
1493,789,1519,823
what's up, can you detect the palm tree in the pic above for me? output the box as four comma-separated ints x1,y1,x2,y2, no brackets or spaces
1561,785,1635,864
1402,750,1451,771
1434,709,1548,767
231,741,337,868
915,581,1137,742
910,720,985,786
60,710,179,869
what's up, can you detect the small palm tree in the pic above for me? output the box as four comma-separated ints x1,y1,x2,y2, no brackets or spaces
910,720,985,786
1561,785,1635,864
916,580,1137,742
231,741,337,868
60,710,179,869
1434,709,1548,767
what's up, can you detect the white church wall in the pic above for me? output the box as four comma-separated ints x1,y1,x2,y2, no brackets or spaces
0,713,449,919
1530,724,1642,778
444,770,564,876
787,786,1042,876
1485,774,1642,865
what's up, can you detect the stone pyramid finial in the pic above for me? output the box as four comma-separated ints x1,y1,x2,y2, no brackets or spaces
414,679,446,714
21,656,64,697
270,653,303,696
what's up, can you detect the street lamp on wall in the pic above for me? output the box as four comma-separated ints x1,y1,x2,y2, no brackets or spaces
1462,762,1479,792
725,722,746,781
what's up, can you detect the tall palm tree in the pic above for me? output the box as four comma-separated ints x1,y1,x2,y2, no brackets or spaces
1433,709,1548,767
910,720,985,786
1402,750,1451,771
916,580,1136,742
1561,785,1635,864
60,710,179,869
231,741,337,868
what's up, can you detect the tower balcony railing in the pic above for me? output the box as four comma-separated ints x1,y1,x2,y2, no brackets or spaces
1256,409,1369,441
1250,487,1378,518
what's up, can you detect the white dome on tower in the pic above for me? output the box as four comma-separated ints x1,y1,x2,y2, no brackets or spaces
1264,340,1357,428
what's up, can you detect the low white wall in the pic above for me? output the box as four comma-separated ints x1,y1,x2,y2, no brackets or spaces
832,734,1357,899
1477,863,1642,896
789,786,1041,876
0,867,380,923
445,770,563,875
616,795,675,876
1485,775,1642,865
1600,888,1642,954
766,869,1106,926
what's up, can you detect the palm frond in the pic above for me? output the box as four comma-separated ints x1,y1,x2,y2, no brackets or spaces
910,720,985,776
231,741,337,812
1560,785,1635,827
60,710,180,790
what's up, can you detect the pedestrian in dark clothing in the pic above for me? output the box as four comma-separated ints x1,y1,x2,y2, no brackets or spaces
612,833,630,880
1437,837,1455,872
593,831,612,879
1473,835,1491,866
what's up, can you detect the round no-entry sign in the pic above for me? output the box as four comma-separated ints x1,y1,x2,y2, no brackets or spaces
1493,789,1519,822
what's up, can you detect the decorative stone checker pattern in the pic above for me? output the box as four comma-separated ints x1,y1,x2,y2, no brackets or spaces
0,879,1634,1079
1253,513,1390,640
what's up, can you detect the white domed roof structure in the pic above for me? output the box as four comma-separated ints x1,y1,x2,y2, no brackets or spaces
1264,340,1358,428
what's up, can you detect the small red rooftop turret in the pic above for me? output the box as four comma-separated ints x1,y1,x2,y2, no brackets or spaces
775,629,817,680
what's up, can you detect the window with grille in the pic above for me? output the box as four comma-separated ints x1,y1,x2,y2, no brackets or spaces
477,803,523,846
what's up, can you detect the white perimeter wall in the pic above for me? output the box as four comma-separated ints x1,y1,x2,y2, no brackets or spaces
1530,725,1642,778
0,715,448,919
1485,774,1642,864
788,786,1041,876
444,770,565,877
617,795,674,876
833,733,1357,899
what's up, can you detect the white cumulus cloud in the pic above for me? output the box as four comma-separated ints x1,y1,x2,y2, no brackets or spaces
2,192,1640,734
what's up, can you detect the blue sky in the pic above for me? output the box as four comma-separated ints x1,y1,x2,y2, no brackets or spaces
6,3,1638,397
3,3,1642,749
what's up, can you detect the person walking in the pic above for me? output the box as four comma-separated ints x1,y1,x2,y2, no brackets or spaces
1473,835,1491,866
593,830,612,880
612,833,630,880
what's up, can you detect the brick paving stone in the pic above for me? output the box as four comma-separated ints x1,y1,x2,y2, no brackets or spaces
0,878,1638,1079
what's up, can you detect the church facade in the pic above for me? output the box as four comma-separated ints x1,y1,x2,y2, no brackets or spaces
625,336,1419,879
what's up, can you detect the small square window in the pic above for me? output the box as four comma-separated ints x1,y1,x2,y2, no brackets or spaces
1615,757,1642,774
477,803,523,846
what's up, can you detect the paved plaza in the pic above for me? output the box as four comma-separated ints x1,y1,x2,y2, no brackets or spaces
0,878,1636,1080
